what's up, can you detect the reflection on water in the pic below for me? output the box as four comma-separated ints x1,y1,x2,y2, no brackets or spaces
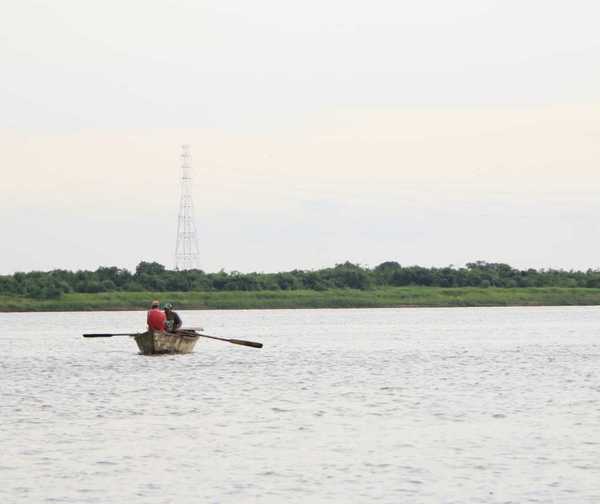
1,307,600,503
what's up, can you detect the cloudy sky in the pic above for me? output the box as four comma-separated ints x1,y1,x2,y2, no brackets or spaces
1,0,600,274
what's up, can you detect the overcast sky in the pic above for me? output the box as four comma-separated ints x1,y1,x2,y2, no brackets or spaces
1,0,600,274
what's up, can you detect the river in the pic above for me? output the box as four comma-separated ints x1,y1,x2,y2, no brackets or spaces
1,307,599,503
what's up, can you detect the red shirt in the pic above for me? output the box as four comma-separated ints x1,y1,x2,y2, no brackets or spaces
147,308,166,331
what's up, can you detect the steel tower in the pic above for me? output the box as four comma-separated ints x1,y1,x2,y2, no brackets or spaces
174,145,201,270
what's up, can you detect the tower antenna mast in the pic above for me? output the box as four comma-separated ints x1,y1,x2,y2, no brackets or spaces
174,145,201,270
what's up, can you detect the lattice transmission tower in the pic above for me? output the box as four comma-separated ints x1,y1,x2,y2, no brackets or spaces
174,145,201,270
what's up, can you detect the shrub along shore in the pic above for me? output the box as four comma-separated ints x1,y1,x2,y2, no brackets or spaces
2,287,600,312
3,260,600,312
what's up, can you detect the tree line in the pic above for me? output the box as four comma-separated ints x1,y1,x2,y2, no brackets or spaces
1,260,600,299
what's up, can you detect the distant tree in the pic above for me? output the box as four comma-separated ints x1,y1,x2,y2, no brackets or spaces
5,259,600,298
226,273,260,291
328,262,372,290
135,262,166,276
373,261,402,285
124,281,144,292
101,280,117,291
210,270,229,290
275,272,301,290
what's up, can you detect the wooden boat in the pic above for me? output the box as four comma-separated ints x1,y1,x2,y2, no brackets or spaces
83,328,262,352
132,330,200,355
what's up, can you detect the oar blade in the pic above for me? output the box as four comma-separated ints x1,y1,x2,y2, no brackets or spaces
183,332,264,349
83,333,139,338
229,339,263,349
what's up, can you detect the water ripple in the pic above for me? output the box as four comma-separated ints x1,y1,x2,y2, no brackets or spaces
1,307,599,503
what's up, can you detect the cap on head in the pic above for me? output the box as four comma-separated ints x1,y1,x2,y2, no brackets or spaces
151,300,160,308
164,302,173,310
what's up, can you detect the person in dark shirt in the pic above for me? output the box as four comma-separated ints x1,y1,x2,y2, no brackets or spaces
164,303,182,332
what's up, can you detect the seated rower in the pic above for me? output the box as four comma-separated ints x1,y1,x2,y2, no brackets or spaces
147,300,166,331
164,303,182,332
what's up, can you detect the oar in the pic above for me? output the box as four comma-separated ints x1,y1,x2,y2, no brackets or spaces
83,333,140,338
179,330,263,349
84,327,202,337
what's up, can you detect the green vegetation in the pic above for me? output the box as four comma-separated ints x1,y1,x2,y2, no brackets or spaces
2,287,600,312
2,260,600,311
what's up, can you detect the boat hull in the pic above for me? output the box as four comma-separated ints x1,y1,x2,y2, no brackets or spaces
133,330,200,355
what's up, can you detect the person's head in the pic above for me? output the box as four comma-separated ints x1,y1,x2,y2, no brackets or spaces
164,302,173,312
151,300,160,309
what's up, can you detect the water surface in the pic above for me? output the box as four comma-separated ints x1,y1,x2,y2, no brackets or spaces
1,307,600,503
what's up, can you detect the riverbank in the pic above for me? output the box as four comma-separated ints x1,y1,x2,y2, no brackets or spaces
2,287,600,312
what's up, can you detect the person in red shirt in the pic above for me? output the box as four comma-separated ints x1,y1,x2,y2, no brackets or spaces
147,300,166,331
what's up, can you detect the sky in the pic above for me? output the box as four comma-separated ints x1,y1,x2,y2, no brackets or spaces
1,0,600,274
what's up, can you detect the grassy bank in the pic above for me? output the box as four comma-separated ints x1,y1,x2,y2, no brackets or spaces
2,287,600,312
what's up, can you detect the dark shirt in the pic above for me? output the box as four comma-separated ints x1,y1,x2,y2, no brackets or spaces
165,310,182,331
